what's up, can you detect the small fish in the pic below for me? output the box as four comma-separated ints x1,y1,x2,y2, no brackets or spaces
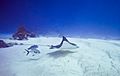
28,45,38,50
25,45,40,56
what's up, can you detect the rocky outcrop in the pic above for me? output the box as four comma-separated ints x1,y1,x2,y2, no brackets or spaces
0,40,9,48
12,25,37,40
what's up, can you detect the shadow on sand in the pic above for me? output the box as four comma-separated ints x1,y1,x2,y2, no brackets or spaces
47,50,75,58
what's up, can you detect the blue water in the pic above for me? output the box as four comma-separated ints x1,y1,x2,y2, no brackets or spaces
0,0,120,39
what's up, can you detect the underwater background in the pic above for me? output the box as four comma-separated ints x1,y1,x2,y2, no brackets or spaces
0,0,120,39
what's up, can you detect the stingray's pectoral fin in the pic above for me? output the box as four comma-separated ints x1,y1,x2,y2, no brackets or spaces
69,42,79,48
70,43,77,46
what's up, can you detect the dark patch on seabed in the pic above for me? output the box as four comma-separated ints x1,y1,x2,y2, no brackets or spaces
47,50,75,58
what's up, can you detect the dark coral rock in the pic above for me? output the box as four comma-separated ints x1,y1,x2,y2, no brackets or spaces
0,40,9,48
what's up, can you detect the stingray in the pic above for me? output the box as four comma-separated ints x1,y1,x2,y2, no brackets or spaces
49,36,79,49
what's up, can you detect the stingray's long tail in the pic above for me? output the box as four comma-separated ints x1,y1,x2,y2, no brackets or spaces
25,49,30,56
